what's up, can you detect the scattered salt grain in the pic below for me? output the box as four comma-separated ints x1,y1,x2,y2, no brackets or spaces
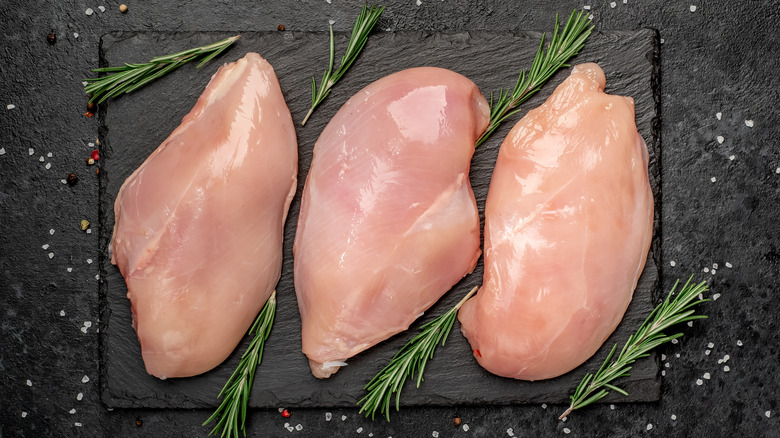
708,342,715,348
776,167,780,174
39,156,45,162
729,155,735,161
610,404,615,410
696,379,703,385
703,267,709,272
48,252,54,259
670,261,676,267
676,353,680,358
42,244,49,250
745,120,754,127
671,338,678,344
86,229,92,234
661,354,666,360
712,293,721,300
588,14,594,20
325,412,332,421
724,354,730,361
463,424,470,431
22,412,27,418
542,403,548,409
77,392,83,400
67,267,73,273
766,411,772,418
623,0,628,3
27,379,32,386
357,427,364,434
98,6,106,12
726,262,733,268
74,422,82,427
86,258,93,264
82,81,88,87
0,148,5,155
84,321,92,328
7,104,16,110
45,163,52,170
647,423,653,431
95,273,100,280
69,408,76,414
60,310,66,316
671,414,677,420
85,8,94,15
416,0,422,5
689,5,697,12
703,373,711,380
29,148,34,155
432,432,439,438
295,424,303,431
74,32,79,39
285,425,294,432
660,38,665,44
50,229,55,235
583,5,591,10
716,112,722,120
687,321,693,327
341,415,347,421
610,2,616,7
705,350,711,355
47,152,53,157
713,263,718,269
716,136,724,144
506,428,514,437
723,365,730,372
564,428,571,434
82,375,90,383
661,370,666,376
665,362,670,367
737,340,743,346
710,176,717,183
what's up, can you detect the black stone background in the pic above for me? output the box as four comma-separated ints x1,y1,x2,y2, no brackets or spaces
99,29,659,409
1,1,778,437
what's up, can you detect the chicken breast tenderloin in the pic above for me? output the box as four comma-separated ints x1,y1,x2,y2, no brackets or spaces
294,67,490,378
111,53,297,379
458,63,654,381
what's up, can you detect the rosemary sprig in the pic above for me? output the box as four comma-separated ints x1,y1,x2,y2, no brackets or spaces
301,3,384,126
559,277,709,419
476,10,593,147
358,286,478,421
203,291,277,438
84,35,240,104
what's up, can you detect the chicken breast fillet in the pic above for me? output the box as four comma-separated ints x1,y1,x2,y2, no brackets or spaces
294,67,490,378
458,63,654,381
110,53,297,379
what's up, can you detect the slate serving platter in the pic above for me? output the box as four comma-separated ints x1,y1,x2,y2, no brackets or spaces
98,29,661,409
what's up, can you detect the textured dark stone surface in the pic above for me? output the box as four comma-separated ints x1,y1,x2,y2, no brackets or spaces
2,1,779,437
99,29,659,410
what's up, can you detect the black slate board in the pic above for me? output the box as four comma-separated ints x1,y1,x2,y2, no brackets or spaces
98,29,661,409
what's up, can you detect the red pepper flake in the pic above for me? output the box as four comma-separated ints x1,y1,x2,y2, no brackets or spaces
473,349,481,358
281,409,291,418
91,150,100,161
84,111,94,118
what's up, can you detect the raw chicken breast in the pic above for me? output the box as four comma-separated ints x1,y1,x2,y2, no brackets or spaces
294,67,490,378
458,63,653,381
110,53,297,379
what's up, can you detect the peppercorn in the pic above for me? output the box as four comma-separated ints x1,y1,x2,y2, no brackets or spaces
119,4,128,13
47,32,56,44
66,173,78,186
87,157,95,165
452,416,462,427
135,418,142,427
86,101,95,111
278,24,285,31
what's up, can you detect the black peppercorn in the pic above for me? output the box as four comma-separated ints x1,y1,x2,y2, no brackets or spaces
278,24,285,31
66,173,78,186
452,416,462,427
86,101,95,111
47,33,56,44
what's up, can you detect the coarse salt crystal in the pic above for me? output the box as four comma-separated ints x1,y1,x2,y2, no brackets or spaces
67,267,73,273
661,370,666,376
661,354,667,360
670,261,676,267
717,136,724,144
85,8,93,15
341,415,347,421
45,162,52,170
0,148,5,155
726,262,733,268
7,104,16,110
416,0,422,5
98,6,106,12
647,424,653,430
42,244,50,250
623,0,628,3
724,354,730,361
432,432,439,438
696,379,703,385
542,403,547,409
82,375,90,383
745,120,754,127
47,152,53,157
671,339,678,344
561,416,567,422
86,229,92,234
48,252,54,259
77,392,83,400
22,412,27,418
610,404,615,410
703,373,711,380
285,425,294,432
29,148,34,155
84,321,92,328
704,267,709,272
26,379,32,386
660,38,665,44
74,32,79,38
610,2,616,7
463,424,470,431
70,408,76,414
729,155,735,161
507,428,514,437
60,310,66,316
86,258,93,264
583,5,591,10
357,427,363,433
50,229,55,235
737,340,743,346
687,321,694,327
766,411,772,418
61,179,67,184
665,362,670,367
295,424,303,431
325,412,332,421
708,342,715,348
39,156,45,162
82,81,88,87
690,5,697,12
712,293,721,300
710,177,716,183
724,365,730,372
716,112,722,120
713,263,719,269
95,273,100,280
776,167,780,174
705,350,711,355
676,353,680,358
564,428,571,434
718,359,723,364
671,414,677,420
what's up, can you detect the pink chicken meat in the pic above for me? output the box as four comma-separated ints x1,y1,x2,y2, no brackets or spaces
294,67,490,378
458,63,654,381
110,53,297,379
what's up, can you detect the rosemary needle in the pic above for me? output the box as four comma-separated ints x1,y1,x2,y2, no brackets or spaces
476,10,593,147
84,35,240,104
301,3,384,126
203,291,277,438
358,286,478,422
559,277,709,419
